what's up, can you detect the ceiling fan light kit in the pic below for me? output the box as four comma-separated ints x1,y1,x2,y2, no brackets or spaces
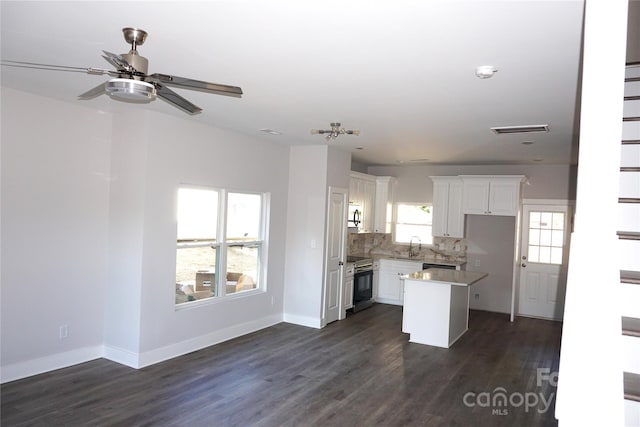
105,78,156,102
311,122,360,141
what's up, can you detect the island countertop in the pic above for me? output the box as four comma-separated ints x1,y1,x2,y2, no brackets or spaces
403,268,488,287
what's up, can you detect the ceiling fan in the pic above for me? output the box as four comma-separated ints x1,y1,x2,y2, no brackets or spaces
0,27,243,114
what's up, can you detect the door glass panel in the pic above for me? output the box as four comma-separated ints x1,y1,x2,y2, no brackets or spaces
527,211,565,265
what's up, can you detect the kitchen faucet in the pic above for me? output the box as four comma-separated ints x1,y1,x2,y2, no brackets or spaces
409,236,421,258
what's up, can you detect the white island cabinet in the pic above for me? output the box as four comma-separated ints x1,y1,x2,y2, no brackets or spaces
402,269,487,348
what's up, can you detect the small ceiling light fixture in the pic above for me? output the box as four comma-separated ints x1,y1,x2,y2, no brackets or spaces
475,65,498,79
491,124,549,134
521,141,535,145
311,122,360,141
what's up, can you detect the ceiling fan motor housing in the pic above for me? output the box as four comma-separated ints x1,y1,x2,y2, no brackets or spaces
121,52,148,75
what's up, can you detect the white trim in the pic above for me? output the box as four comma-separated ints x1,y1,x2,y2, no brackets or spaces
522,199,575,206
282,313,322,329
103,344,140,368
622,334,640,375
1,345,103,384
136,313,282,368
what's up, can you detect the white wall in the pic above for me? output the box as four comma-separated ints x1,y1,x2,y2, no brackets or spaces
1,87,292,378
367,164,576,203
283,146,328,327
136,112,290,362
1,88,112,381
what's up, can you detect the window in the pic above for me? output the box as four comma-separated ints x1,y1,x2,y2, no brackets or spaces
175,187,266,305
394,203,433,245
527,211,565,264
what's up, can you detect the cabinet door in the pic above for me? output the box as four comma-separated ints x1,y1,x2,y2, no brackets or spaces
431,180,449,237
463,179,490,214
377,270,402,304
488,180,520,216
362,180,376,232
446,180,465,237
343,276,354,309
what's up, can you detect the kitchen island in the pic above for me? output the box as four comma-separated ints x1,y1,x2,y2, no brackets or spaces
402,268,487,348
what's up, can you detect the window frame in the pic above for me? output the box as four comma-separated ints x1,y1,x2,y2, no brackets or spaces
175,185,269,308
393,202,434,245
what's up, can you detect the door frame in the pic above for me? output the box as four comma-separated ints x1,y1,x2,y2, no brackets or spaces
514,199,574,320
322,186,348,327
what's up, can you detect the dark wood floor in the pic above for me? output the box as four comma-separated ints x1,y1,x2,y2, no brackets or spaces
2,304,562,426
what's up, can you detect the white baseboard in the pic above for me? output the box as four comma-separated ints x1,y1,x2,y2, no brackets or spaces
102,344,140,369
282,312,322,328
2,314,284,382
1,345,103,384
136,313,283,368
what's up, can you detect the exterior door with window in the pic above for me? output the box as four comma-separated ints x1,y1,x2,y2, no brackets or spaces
518,204,572,320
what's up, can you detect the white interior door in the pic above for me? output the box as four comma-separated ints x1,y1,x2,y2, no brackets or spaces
518,204,572,320
324,187,347,325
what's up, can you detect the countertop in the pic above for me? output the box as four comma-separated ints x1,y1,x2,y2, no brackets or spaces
403,268,487,287
363,255,467,267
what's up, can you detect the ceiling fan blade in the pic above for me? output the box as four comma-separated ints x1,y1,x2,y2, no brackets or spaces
101,50,133,72
147,73,242,98
78,82,106,99
1,60,117,76
155,83,202,114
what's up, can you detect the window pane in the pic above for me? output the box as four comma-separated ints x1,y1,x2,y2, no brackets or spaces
552,213,565,230
539,212,553,229
529,229,540,246
551,247,563,264
540,229,552,246
539,246,551,263
175,246,217,304
551,230,564,247
529,212,541,229
227,193,261,241
528,245,539,263
177,188,218,241
226,245,260,294
397,204,432,224
395,224,433,244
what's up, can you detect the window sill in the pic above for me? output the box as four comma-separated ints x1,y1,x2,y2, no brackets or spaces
175,288,265,311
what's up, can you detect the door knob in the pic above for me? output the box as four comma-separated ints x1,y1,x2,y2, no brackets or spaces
521,263,527,267
338,261,344,266
522,255,527,260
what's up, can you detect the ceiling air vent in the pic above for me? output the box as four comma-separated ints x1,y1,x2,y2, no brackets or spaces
490,124,549,134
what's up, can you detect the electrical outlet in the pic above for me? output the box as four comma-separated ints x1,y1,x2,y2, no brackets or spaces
474,293,480,301
59,325,69,340
271,296,275,305
474,259,481,267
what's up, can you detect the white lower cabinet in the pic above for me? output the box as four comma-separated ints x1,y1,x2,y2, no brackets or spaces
344,263,355,311
376,259,423,305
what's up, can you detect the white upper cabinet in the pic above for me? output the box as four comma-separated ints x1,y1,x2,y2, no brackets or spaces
374,176,397,233
349,172,376,232
461,175,525,216
431,177,465,238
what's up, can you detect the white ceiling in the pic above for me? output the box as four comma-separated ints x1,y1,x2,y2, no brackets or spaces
1,1,588,166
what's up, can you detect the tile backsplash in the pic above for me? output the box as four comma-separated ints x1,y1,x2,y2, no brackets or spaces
348,232,467,263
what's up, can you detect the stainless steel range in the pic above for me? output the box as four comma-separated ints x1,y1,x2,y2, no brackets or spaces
347,256,374,312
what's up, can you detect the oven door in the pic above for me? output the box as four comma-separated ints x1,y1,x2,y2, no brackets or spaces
353,269,373,312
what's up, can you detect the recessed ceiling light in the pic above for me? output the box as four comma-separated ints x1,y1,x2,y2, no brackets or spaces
475,65,498,79
533,158,544,162
409,158,430,163
491,125,549,134
521,141,535,145
355,146,364,150
259,128,282,135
